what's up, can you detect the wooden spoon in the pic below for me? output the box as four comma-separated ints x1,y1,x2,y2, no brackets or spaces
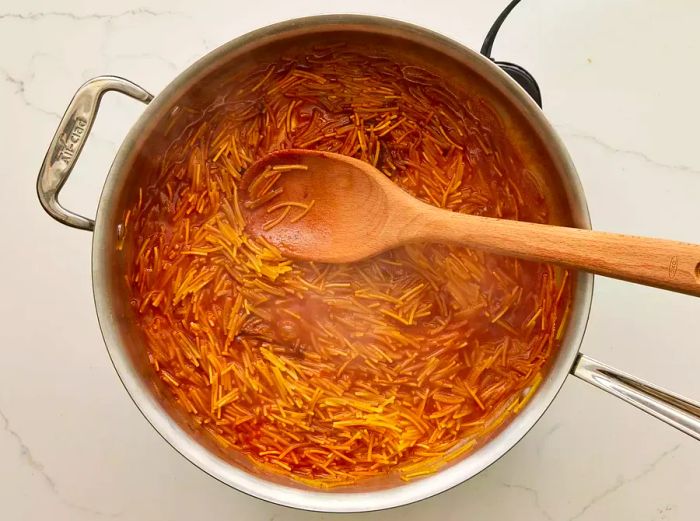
241,149,700,297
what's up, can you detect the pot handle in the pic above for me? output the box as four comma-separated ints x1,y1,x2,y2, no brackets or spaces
572,353,700,440
37,76,153,231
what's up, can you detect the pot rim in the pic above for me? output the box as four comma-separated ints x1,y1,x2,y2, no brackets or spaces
92,14,593,512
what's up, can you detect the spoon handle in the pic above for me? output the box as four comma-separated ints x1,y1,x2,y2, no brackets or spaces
416,211,700,296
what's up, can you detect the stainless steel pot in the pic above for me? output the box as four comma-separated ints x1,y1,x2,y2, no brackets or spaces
37,15,700,513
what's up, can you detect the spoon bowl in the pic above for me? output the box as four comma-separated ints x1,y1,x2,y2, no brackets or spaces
242,149,416,263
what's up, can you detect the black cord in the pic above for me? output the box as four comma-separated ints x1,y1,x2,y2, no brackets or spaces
480,0,524,58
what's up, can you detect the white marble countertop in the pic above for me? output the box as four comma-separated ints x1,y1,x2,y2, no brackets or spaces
2,0,699,519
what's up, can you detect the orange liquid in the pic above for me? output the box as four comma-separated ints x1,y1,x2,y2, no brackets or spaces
125,45,571,487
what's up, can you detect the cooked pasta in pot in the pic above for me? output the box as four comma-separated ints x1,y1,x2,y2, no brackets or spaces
122,43,572,487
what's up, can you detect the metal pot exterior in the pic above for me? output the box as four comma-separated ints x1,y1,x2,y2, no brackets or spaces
37,15,699,514
88,16,593,511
